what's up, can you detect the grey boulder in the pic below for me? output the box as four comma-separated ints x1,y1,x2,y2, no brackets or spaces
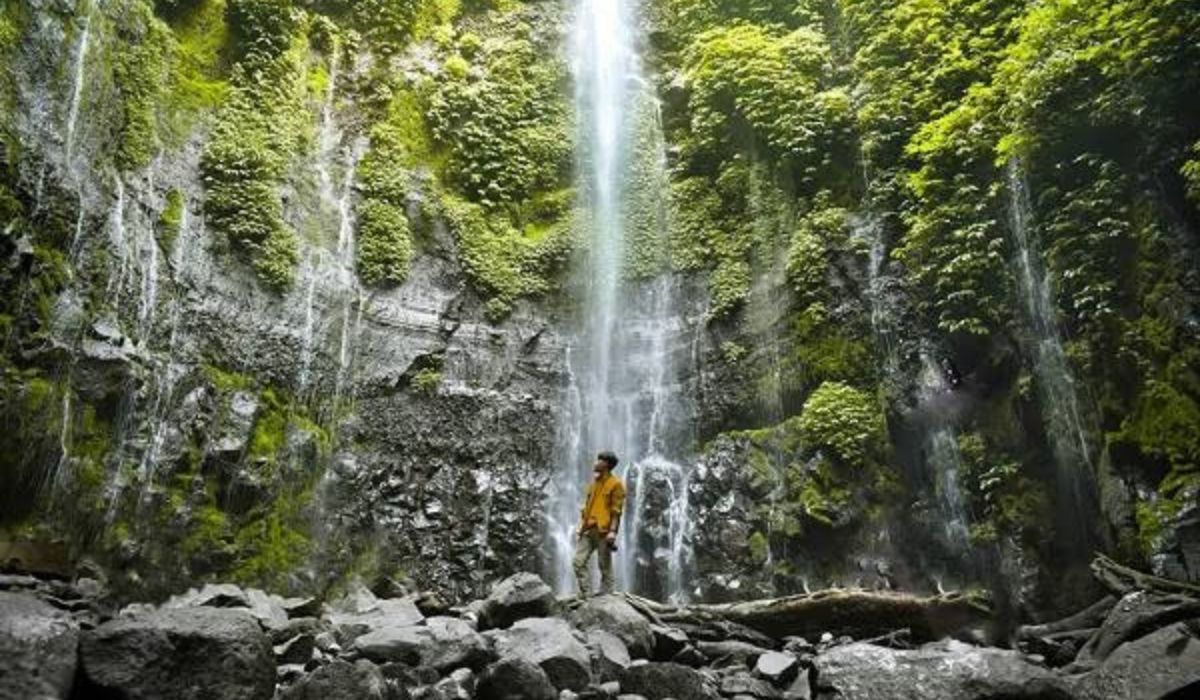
570,595,654,658
0,591,79,700
1072,620,1200,700
619,662,719,700
80,606,274,700
279,659,387,700
355,616,490,671
476,657,559,700
812,640,1070,700
478,572,556,630
754,651,799,686
492,616,592,691
587,628,632,682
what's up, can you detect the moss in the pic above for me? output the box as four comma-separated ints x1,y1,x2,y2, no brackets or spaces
230,485,314,591
410,367,442,396
204,363,255,392
157,188,185,252
161,0,230,140
747,530,768,565
112,3,175,171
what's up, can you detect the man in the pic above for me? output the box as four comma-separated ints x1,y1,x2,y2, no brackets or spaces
573,451,626,596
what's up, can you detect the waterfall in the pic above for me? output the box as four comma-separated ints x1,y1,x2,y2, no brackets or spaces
549,0,693,601
1005,160,1100,548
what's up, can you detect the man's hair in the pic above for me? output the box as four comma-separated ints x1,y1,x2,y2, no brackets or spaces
597,451,619,469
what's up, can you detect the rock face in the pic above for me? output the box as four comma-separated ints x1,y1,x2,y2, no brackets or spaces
478,573,557,630
491,617,592,691
0,591,79,700
80,607,275,700
811,640,1071,700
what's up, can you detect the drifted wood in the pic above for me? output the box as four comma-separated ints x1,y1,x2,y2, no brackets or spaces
622,589,988,643
1091,554,1200,597
1016,595,1117,640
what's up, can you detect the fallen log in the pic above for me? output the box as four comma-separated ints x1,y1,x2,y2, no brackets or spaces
1016,595,1117,640
622,589,989,643
1091,554,1200,597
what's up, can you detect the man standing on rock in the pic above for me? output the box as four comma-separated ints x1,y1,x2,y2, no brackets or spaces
573,451,626,596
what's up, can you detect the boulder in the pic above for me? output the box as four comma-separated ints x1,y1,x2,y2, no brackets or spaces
0,591,79,700
753,651,799,686
618,662,719,700
570,595,654,658
433,667,476,699
80,606,274,700
280,659,387,700
493,617,592,691
721,672,781,698
478,573,557,630
355,616,490,671
811,640,1071,700
587,628,632,682
330,595,425,645
695,639,771,666
1074,591,1200,665
275,633,316,664
1071,621,1200,700
477,657,559,700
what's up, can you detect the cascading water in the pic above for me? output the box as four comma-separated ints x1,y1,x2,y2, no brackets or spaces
63,3,92,169
1005,160,1100,549
548,0,694,601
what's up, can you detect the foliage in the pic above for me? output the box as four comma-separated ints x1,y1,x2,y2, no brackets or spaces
785,198,848,302
797,381,882,468
200,0,307,289
426,28,569,207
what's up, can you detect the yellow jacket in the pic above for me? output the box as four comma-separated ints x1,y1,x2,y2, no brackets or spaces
580,473,626,533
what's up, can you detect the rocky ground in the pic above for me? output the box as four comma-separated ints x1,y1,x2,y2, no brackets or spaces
2,569,1199,700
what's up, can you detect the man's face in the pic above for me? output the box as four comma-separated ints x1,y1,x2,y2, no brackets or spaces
593,459,608,479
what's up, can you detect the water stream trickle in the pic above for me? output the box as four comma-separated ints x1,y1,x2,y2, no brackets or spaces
1005,160,1100,548
63,5,92,168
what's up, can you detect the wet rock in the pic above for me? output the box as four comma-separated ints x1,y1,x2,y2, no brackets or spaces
570,594,654,658
1071,620,1200,700
211,391,259,456
493,616,592,691
355,616,490,671
753,651,799,686
587,628,632,682
477,657,559,700
672,644,708,667
80,607,274,700
811,640,1070,700
619,662,719,700
0,591,79,700
479,572,557,630
279,659,387,700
